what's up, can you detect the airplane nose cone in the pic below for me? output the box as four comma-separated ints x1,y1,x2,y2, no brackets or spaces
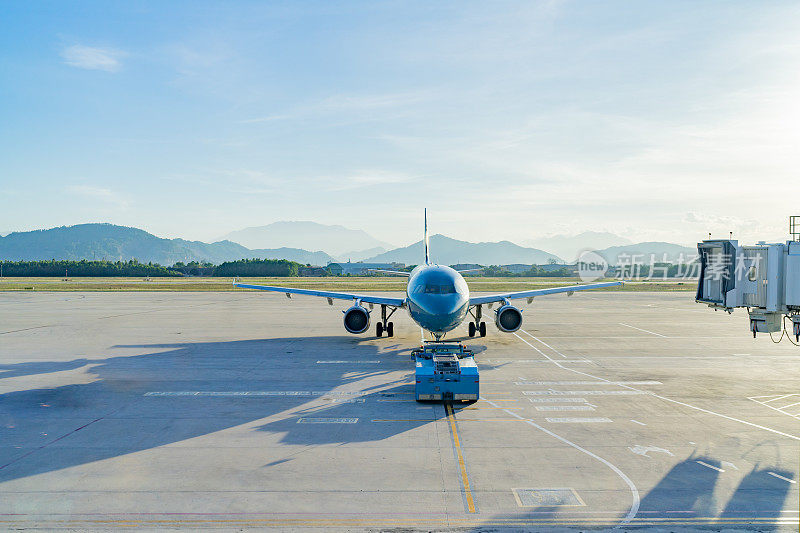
415,293,466,316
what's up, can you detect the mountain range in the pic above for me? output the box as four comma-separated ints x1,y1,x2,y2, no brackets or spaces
0,222,696,268
525,231,633,262
0,224,334,266
368,234,560,265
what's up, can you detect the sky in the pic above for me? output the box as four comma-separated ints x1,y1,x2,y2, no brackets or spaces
1,0,799,248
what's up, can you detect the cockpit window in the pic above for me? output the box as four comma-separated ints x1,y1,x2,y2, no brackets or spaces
413,283,456,295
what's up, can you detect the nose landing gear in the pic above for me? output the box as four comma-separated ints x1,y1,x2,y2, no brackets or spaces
376,304,396,337
467,305,487,337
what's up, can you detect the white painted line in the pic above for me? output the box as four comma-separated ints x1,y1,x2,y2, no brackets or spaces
628,445,673,457
536,406,595,412
487,359,593,364
630,419,647,426
520,329,568,358
528,398,588,403
780,401,800,409
762,394,794,404
546,417,612,423
767,472,797,483
511,333,800,442
316,360,380,364
145,391,365,397
695,460,725,472
515,381,661,386
484,399,639,528
297,418,358,424
523,390,647,396
619,323,667,337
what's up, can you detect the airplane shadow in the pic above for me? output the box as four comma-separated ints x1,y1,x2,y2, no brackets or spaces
0,336,444,484
464,453,794,531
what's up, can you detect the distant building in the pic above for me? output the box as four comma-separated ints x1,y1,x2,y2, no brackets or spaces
326,261,405,276
537,263,578,274
450,263,484,276
502,264,535,274
298,266,329,277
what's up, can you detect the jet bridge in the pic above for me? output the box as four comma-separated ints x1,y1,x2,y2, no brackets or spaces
696,216,800,342
411,342,479,401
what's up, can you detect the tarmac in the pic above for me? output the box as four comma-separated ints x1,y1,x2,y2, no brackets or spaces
0,291,798,531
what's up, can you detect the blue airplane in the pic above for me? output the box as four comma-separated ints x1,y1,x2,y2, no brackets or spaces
235,210,621,340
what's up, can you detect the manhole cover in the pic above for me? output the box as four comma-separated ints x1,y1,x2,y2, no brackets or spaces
512,488,585,507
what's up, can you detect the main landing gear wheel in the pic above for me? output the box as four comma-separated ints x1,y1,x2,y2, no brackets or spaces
468,322,476,337
376,322,384,337
386,322,394,337
479,322,487,337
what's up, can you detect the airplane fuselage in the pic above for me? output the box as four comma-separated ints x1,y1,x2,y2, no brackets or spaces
405,264,470,335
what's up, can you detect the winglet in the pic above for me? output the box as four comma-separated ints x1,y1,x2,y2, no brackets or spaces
424,208,430,265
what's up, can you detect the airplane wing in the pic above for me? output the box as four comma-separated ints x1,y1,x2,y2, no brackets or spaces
234,283,405,307
469,280,623,306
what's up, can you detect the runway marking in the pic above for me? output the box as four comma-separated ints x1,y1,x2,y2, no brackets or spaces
316,360,380,364
485,359,593,364
619,323,667,337
546,417,612,423
762,394,794,403
695,460,724,472
516,380,655,386
0,325,55,335
519,329,569,358
445,403,476,513
296,418,358,424
529,397,589,403
145,391,366,397
747,394,800,420
628,445,673,457
511,332,800,442
484,398,640,528
630,419,647,426
1,517,797,528
536,406,595,412
523,390,647,396
455,406,523,410
767,471,796,483
371,419,436,422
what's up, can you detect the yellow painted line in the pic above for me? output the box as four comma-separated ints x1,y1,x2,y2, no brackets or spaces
446,402,477,513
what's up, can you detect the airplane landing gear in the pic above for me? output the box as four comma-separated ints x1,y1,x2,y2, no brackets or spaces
377,304,396,337
468,305,487,337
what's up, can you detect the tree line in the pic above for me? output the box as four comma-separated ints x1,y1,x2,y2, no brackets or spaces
0,258,303,277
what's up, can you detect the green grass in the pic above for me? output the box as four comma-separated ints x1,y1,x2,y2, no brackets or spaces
0,276,696,292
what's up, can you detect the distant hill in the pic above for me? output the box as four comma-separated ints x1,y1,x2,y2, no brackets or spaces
221,221,393,256
0,224,333,266
525,231,632,262
365,234,560,265
595,242,697,265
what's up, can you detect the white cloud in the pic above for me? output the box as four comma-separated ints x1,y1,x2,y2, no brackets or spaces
61,45,125,72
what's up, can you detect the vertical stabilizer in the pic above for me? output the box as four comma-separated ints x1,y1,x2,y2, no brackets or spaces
424,208,430,265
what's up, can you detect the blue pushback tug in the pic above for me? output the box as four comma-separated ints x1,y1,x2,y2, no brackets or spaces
412,343,479,401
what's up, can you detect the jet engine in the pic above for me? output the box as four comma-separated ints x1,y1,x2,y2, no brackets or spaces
495,304,522,332
343,305,370,334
